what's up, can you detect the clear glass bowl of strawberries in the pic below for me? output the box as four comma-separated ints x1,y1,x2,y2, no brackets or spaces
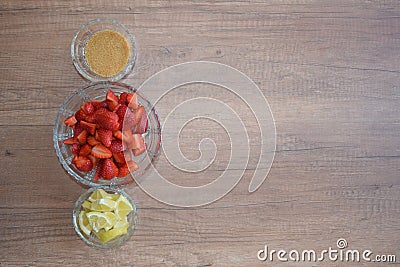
53,82,161,187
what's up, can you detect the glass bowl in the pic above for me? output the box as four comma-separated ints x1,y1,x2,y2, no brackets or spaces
53,81,161,188
73,187,138,248
71,18,136,82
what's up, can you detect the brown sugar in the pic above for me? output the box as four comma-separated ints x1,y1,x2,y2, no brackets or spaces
84,30,130,77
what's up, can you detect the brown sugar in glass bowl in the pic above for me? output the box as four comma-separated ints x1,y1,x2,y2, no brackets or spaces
85,30,130,77
71,19,136,82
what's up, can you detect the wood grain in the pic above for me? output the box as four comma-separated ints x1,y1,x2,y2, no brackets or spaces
0,0,399,266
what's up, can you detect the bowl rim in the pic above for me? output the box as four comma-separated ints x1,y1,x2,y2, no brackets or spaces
53,81,162,189
72,187,138,248
71,18,137,82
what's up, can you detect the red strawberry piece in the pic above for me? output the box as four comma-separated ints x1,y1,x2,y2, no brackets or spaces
73,155,93,172
64,115,77,127
76,129,88,144
113,130,123,140
91,144,112,159
127,160,139,171
85,113,96,123
87,135,101,146
95,110,119,131
106,90,119,111
101,158,118,180
71,143,81,155
113,151,126,164
119,92,128,105
80,121,96,135
126,93,138,109
93,159,104,181
132,106,148,134
117,164,130,178
81,102,94,115
79,143,92,156
63,137,77,145
122,129,134,144
116,105,136,128
73,122,84,137
92,100,108,110
75,109,87,121
131,134,145,150
131,134,146,156
88,154,99,167
112,104,122,115
110,140,123,153
96,128,113,147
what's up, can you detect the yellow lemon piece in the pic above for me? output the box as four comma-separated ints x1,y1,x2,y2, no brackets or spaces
82,200,92,210
90,198,116,212
115,194,133,219
88,189,109,202
113,216,129,230
94,228,128,243
86,211,117,232
78,211,92,236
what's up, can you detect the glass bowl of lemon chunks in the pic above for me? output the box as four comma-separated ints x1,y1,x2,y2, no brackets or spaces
73,187,138,248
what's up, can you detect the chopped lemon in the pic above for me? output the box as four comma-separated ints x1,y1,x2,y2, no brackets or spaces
86,211,117,232
78,211,92,236
115,194,133,219
82,200,92,210
113,217,129,229
94,228,128,243
90,198,116,212
88,188,109,202
79,189,134,243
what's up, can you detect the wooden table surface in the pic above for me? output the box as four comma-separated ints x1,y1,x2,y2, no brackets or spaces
1,1,399,266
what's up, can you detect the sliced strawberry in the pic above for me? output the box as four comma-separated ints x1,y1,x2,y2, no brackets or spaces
87,135,101,146
96,128,113,147
131,134,145,150
119,92,128,105
91,144,112,159
110,140,123,153
85,113,96,123
63,137,77,145
75,109,87,121
73,122,85,137
127,160,139,171
80,121,96,135
131,134,146,156
71,143,81,155
92,100,108,110
81,102,94,115
73,155,93,172
113,130,123,140
79,143,91,156
95,110,119,131
126,93,138,109
116,105,136,128
64,115,77,127
113,151,126,164
88,154,99,167
106,90,119,111
117,164,130,178
132,106,148,134
93,160,103,181
122,130,134,146
76,129,88,144
101,158,118,180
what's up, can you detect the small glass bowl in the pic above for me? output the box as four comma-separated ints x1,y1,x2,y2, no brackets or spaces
73,187,138,248
71,18,136,82
53,81,161,188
